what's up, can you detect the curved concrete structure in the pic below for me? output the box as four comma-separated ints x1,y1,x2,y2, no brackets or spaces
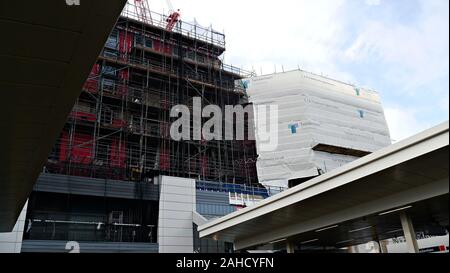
0,0,127,231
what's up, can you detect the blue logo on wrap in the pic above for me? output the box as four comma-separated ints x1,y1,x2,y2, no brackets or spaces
242,80,250,90
288,123,299,134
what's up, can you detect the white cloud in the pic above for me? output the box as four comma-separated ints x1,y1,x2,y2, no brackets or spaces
142,0,449,133
344,0,449,93
157,0,354,81
384,106,434,142
365,0,381,6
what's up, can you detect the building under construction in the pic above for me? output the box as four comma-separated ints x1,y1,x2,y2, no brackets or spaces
1,0,448,256
18,2,268,253
45,4,258,184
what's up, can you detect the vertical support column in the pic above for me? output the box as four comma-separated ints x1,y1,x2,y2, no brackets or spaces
158,176,196,253
379,240,388,254
399,212,419,253
286,240,295,254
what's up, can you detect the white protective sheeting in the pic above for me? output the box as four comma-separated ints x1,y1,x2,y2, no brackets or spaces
244,70,391,188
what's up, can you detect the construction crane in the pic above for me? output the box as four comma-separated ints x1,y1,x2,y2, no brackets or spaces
134,0,152,25
165,0,180,31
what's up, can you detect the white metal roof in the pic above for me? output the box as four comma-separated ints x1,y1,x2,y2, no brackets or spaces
198,121,449,249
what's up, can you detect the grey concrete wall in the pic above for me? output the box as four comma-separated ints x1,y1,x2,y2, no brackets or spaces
158,176,196,253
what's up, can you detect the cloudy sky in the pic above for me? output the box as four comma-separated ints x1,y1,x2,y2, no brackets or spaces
148,0,449,141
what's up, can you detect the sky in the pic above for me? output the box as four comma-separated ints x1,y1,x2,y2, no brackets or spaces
147,0,449,142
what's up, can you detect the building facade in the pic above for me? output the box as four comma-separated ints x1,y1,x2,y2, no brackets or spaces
17,3,265,253
1,4,401,254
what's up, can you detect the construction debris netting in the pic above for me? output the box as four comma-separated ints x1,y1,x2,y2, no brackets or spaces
244,70,392,188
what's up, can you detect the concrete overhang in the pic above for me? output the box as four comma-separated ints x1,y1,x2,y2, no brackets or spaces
0,0,127,231
198,121,449,250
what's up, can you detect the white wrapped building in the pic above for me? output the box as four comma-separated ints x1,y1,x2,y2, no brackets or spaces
244,70,392,188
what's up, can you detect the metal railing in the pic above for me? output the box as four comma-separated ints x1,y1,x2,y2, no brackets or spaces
196,180,287,198
222,63,255,78
100,53,249,92
121,1,225,48
25,216,157,243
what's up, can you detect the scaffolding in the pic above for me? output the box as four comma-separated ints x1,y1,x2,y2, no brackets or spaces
45,2,258,186
121,2,226,48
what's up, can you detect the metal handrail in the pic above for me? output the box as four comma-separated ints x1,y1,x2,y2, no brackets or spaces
196,180,287,198
121,2,225,48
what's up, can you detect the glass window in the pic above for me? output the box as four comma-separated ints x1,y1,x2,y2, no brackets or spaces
135,35,144,46
102,65,117,76
103,48,118,58
102,78,115,91
196,55,205,63
186,51,195,60
145,37,153,48
173,47,179,56
105,30,118,49
103,78,115,87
